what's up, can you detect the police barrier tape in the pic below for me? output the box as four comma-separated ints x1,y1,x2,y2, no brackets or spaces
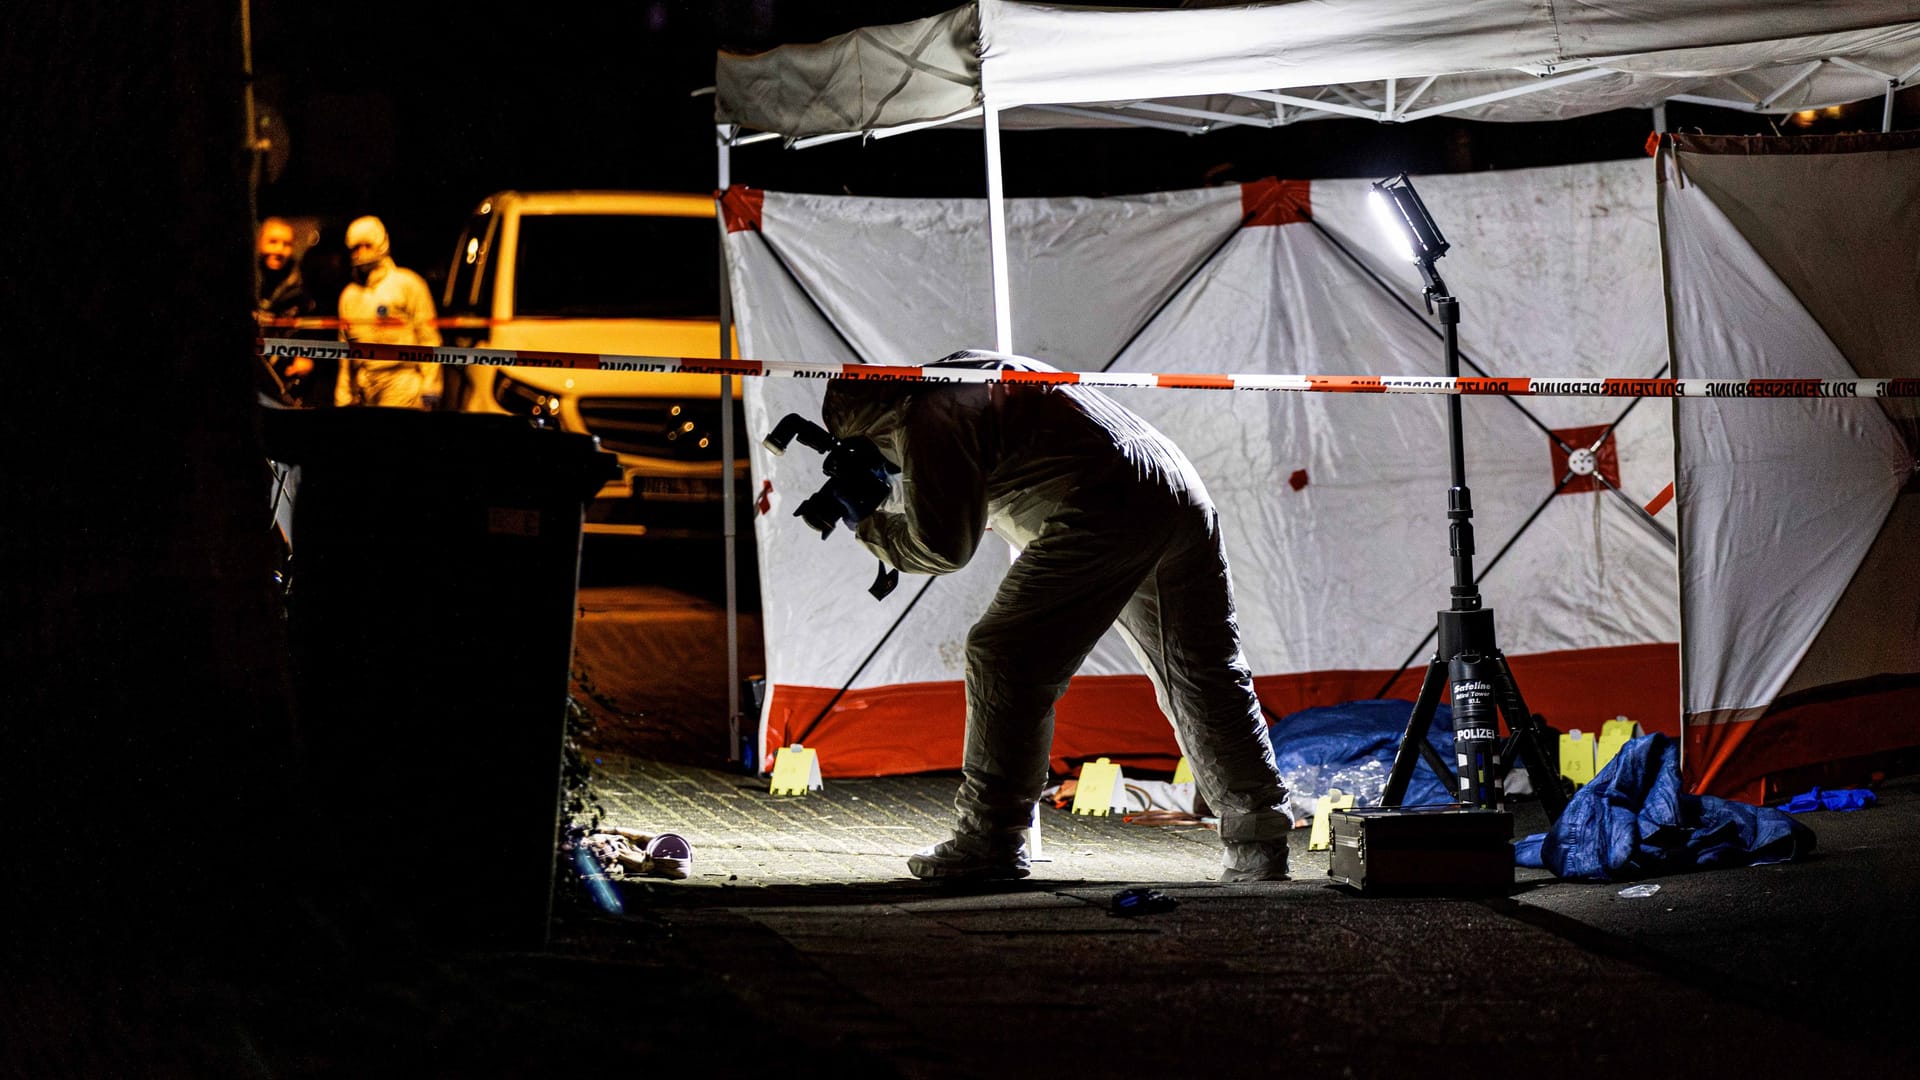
260,316,565,330
257,338,1920,399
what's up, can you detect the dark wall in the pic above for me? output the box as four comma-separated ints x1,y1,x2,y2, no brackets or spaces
1,1,309,1047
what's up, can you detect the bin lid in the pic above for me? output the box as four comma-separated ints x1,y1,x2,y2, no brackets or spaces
261,406,620,496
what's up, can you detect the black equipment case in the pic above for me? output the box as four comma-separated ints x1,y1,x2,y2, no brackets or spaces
1327,806,1514,895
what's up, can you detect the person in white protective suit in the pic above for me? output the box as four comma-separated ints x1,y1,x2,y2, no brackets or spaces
818,350,1293,882
334,214,443,409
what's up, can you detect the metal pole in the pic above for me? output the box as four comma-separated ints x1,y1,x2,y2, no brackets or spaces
1652,100,1668,133
717,124,743,765
1886,81,1897,133
983,103,1014,352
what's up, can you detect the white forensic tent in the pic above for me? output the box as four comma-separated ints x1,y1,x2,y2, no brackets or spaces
722,169,1681,781
709,1,1920,797
1660,131,1920,802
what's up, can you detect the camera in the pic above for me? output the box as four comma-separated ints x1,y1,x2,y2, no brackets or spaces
762,413,897,539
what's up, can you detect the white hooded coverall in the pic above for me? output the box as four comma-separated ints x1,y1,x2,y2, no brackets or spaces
821,352,1291,876
336,215,443,409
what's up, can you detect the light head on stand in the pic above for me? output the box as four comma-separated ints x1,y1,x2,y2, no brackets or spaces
1369,173,1451,311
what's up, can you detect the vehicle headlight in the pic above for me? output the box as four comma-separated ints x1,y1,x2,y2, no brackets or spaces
493,373,562,421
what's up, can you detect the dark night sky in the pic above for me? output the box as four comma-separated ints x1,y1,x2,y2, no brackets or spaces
250,0,1874,294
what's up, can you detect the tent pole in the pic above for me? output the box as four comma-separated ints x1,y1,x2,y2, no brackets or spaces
1652,100,1668,132
1885,81,1897,133
983,102,1014,352
717,123,744,767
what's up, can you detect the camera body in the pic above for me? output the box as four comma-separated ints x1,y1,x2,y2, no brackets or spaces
763,413,897,538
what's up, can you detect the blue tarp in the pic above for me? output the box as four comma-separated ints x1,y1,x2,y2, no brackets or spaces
1514,733,1816,881
1777,786,1878,813
1265,699,1457,819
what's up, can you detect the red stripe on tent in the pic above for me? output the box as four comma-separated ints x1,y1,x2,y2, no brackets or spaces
763,643,1679,779
1307,375,1385,392
1156,373,1234,390
1240,177,1312,227
1644,481,1675,516
838,365,924,382
1253,644,1680,746
721,186,764,233
761,678,1188,778
762,682,965,777
1684,678,1920,803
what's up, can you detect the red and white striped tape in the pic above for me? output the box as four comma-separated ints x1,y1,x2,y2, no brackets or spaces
258,338,1920,399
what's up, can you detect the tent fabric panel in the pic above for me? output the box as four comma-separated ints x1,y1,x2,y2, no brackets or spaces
1664,139,1913,718
761,641,1679,779
1684,678,1920,802
1090,164,1675,682
1773,495,1920,698
976,0,1552,108
715,6,980,139
1667,133,1920,384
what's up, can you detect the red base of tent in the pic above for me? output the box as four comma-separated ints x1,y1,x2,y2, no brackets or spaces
1685,675,1920,804
762,643,1680,779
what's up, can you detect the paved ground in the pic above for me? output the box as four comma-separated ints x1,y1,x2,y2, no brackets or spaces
559,752,1920,1078
547,583,1920,1077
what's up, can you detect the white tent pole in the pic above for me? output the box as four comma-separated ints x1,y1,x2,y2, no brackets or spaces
1653,100,1667,132
984,101,1013,352
1030,103,1208,133
717,123,743,765
1759,61,1824,109
1886,81,1898,132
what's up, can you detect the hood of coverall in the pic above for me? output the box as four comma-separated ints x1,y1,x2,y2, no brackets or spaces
346,215,392,267
821,378,915,444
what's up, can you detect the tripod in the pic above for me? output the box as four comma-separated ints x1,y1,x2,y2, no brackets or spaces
1369,176,1569,823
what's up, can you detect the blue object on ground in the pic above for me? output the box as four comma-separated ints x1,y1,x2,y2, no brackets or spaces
1777,786,1878,813
1266,699,1457,811
1513,733,1815,882
572,844,626,915
1110,887,1179,917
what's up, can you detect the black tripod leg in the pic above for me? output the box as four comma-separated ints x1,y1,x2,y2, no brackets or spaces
1382,657,1453,807
1489,651,1568,822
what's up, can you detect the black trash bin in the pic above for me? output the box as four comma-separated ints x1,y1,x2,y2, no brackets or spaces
263,407,618,948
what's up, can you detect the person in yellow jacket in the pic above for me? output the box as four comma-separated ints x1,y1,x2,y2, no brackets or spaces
335,215,443,409
819,350,1292,882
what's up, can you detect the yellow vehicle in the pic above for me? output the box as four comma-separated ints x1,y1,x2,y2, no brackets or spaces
440,190,745,539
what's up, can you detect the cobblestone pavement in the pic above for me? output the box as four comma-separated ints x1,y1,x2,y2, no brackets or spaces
588,751,1253,888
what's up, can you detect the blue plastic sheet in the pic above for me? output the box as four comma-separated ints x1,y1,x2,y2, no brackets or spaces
1777,786,1878,813
1514,733,1816,882
1265,699,1457,821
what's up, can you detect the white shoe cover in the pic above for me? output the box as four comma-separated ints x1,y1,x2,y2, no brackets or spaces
906,837,1031,881
1218,839,1290,882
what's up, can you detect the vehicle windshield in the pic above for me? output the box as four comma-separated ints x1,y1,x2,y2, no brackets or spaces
513,213,719,319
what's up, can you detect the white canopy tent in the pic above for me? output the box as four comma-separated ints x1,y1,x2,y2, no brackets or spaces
716,1,1920,351
704,1,1920,798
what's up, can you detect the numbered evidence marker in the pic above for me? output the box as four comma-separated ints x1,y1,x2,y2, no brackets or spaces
1308,789,1356,851
1070,757,1128,816
1595,716,1642,772
1558,729,1598,787
769,744,823,796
